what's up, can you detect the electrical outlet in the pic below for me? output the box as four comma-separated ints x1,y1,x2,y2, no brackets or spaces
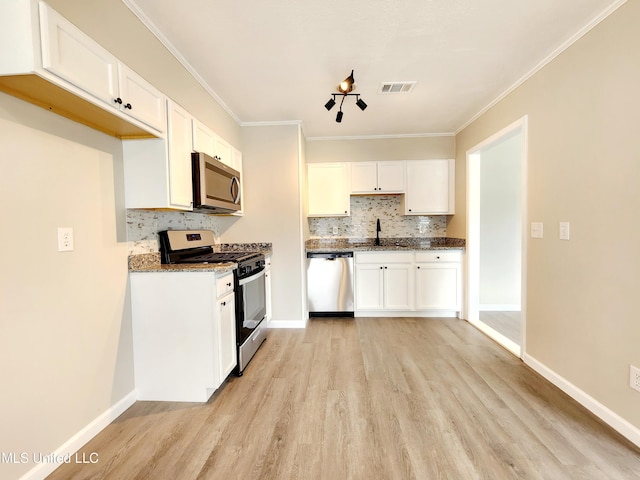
630,365,640,393
57,227,74,252
332,226,339,235
419,224,426,234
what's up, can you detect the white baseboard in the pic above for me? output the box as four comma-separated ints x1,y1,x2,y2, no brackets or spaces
20,390,137,480
267,318,308,328
479,304,521,311
356,310,459,318
523,353,640,449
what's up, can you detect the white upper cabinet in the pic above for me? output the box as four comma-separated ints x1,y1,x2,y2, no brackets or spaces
192,119,216,158
123,99,193,211
404,159,455,215
0,0,164,138
167,101,195,209
351,161,405,194
117,63,166,132
39,2,119,106
307,163,350,217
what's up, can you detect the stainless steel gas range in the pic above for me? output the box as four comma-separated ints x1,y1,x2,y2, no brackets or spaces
159,230,267,375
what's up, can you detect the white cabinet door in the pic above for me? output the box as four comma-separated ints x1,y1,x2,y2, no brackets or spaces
384,263,414,310
350,161,404,193
377,162,405,192
217,292,237,382
355,264,384,310
265,257,272,322
39,2,118,106
351,162,378,193
214,136,232,167
167,100,194,209
415,263,461,310
192,119,216,158
307,163,350,216
405,159,455,214
117,63,166,132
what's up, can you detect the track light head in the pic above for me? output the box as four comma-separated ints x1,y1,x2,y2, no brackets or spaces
325,98,336,111
356,98,367,111
337,70,355,94
336,110,343,123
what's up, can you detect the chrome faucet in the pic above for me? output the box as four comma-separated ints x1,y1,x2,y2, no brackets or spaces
375,218,381,246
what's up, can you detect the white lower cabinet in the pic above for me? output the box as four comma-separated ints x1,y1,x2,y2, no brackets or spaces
415,252,462,311
355,252,414,311
354,250,462,316
130,271,237,402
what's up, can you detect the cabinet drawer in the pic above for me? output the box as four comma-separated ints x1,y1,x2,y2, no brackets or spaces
356,251,414,264
216,273,234,298
415,251,461,263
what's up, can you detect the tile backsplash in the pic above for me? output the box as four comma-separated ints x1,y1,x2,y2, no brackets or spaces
126,210,224,254
308,195,447,239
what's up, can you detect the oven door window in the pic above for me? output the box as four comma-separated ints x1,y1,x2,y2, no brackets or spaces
239,270,266,330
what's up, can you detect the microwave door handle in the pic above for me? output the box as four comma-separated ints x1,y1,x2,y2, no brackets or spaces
231,176,241,204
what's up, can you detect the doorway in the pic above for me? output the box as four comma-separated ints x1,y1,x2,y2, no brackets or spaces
466,116,528,357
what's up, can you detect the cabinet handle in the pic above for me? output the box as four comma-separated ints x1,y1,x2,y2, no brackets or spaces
221,301,226,306
124,103,132,110
226,282,232,287
113,97,122,105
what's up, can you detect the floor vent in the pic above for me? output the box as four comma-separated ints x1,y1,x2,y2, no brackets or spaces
378,81,416,94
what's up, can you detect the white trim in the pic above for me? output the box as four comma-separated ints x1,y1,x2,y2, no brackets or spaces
307,132,455,141
241,120,303,127
20,391,137,480
465,115,529,357
456,0,628,134
479,304,521,312
524,353,640,449
468,318,520,357
356,310,459,318
267,319,308,329
121,0,241,125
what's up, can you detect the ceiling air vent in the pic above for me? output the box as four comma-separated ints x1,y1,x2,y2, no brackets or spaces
378,81,416,94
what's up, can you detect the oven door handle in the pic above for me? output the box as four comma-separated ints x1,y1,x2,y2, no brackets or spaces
238,267,265,286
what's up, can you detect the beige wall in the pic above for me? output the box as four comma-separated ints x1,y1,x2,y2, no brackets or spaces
454,1,640,430
306,135,455,163
218,124,307,324
0,93,133,479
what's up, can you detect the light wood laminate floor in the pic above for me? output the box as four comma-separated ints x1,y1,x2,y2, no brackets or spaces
48,317,640,479
479,311,521,345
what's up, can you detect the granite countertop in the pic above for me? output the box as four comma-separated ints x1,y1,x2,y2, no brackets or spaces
305,237,465,253
128,242,273,273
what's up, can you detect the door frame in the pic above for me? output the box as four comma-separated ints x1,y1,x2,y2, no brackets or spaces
465,115,528,357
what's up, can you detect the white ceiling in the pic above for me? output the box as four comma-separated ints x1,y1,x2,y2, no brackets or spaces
124,0,624,139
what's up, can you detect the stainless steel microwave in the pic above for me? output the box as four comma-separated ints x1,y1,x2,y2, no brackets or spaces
191,152,241,213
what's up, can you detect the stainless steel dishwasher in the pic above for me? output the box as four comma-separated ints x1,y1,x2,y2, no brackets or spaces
306,252,354,317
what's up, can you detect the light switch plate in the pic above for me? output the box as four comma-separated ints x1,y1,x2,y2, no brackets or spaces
559,222,570,240
531,222,543,239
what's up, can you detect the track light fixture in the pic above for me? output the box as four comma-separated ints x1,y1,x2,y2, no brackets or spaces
324,70,368,123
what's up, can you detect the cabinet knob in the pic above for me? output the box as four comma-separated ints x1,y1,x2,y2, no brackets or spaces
417,266,421,269
408,208,412,212
221,301,226,306
124,103,132,110
227,282,232,287
436,256,440,259
384,266,388,269
113,97,122,105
